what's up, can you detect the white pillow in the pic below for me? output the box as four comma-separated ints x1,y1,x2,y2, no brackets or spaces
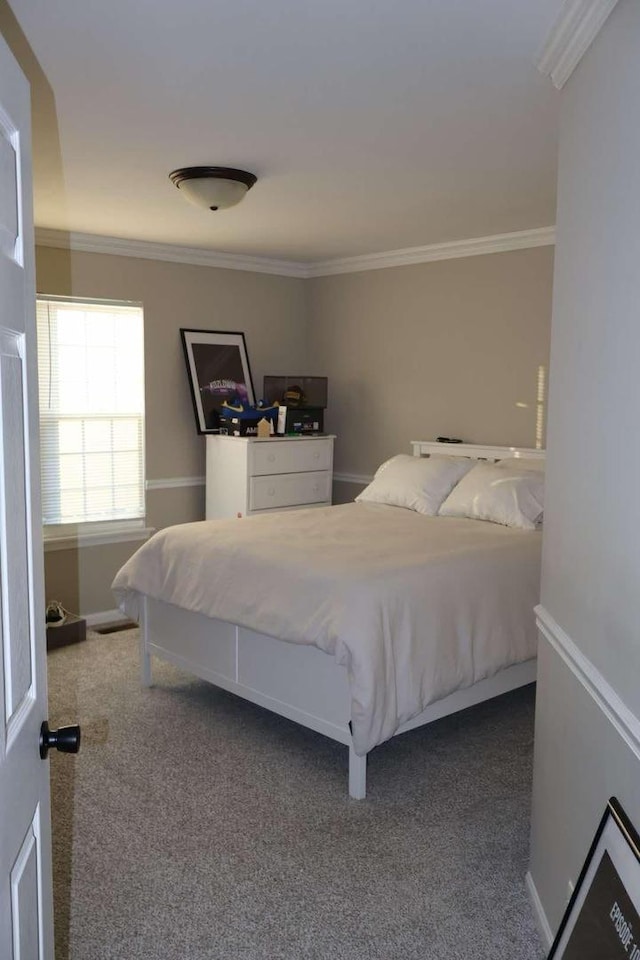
438,462,544,529
355,454,474,515
496,456,545,473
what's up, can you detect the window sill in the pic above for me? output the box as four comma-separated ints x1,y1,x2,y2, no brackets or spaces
43,524,155,552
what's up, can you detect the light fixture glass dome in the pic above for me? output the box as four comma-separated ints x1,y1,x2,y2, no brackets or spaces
169,167,257,211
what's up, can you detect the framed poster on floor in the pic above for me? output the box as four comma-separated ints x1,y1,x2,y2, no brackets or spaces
548,797,640,959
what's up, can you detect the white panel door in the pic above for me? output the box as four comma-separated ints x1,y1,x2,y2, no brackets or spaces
0,33,54,960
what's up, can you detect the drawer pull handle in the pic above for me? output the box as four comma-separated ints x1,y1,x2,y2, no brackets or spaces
268,487,275,497
268,453,276,462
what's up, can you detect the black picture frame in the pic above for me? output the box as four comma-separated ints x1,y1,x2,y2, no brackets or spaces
548,797,640,959
180,328,256,434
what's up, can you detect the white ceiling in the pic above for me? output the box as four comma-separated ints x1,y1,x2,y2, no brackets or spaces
9,0,561,264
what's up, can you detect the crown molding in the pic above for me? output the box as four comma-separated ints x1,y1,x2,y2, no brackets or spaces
35,225,556,279
305,227,556,277
536,0,619,90
34,228,309,278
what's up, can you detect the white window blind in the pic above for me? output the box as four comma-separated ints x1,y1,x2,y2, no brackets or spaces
36,296,145,527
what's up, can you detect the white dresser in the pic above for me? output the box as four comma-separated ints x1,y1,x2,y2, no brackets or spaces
205,434,335,519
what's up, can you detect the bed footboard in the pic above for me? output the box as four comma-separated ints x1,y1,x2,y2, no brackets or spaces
138,596,535,800
138,596,369,796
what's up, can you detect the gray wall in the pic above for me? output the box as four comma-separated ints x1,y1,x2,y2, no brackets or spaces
308,247,554,479
37,239,554,616
36,246,309,614
529,0,640,939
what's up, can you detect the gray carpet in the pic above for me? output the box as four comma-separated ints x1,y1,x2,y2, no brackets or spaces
47,629,544,960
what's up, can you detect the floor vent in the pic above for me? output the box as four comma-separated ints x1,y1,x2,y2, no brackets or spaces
93,621,138,635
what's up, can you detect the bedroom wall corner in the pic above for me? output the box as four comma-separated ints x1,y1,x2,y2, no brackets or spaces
332,478,366,505
529,0,640,936
306,246,554,478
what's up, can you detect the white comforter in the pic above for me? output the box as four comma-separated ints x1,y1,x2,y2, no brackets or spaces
112,502,541,755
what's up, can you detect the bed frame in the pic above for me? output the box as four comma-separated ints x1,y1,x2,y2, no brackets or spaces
139,440,545,799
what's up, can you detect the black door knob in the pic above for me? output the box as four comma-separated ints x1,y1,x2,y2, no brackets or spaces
40,720,81,759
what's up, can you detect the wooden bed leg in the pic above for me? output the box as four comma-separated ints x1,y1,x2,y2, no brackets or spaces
348,745,367,800
139,598,152,687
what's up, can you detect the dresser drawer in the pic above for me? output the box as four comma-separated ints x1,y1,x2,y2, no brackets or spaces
206,434,335,519
251,439,332,476
250,471,331,511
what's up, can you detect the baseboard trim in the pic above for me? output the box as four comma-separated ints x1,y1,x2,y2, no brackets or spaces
84,608,129,628
525,871,553,950
535,605,640,763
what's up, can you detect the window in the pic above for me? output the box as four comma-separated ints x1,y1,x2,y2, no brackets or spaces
36,296,145,538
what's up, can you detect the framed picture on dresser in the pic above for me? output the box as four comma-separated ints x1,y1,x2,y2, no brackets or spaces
180,328,255,433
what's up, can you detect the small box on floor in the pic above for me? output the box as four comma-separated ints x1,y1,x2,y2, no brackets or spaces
46,615,87,650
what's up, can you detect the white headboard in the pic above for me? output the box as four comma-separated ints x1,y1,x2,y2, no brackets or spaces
411,440,546,462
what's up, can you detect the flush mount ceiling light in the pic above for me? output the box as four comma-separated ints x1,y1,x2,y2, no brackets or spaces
169,166,257,211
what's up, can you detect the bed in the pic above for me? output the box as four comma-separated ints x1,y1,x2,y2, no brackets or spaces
112,440,545,798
